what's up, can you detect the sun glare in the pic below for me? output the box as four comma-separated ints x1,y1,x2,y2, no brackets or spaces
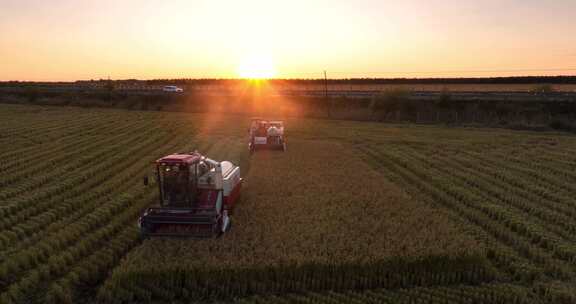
237,54,276,79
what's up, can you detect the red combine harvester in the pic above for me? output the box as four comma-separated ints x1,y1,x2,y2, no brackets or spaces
248,118,286,153
138,152,242,237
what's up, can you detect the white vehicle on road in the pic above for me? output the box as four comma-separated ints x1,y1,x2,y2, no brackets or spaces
162,85,184,93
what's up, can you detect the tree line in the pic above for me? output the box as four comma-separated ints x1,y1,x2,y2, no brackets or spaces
2,75,576,87
1,85,576,132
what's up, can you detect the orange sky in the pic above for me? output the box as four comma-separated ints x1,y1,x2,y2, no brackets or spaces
1,0,576,81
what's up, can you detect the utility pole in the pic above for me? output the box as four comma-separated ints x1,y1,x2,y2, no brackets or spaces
323,70,328,99
324,70,332,118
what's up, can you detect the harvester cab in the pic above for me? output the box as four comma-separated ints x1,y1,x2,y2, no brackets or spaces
249,118,286,153
138,152,242,238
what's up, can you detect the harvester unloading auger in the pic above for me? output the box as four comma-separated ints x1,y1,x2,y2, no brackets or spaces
139,152,242,237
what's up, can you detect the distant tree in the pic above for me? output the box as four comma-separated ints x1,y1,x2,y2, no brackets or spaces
370,88,411,121
104,79,114,91
495,102,515,124
104,79,115,102
477,101,497,123
530,84,555,94
400,99,420,122
26,88,39,103
549,119,575,132
437,88,452,105
519,103,543,125
433,88,453,122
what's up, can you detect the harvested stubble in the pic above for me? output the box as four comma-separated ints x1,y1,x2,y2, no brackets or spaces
99,139,490,302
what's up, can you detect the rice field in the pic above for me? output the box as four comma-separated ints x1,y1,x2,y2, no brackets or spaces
100,139,486,302
1,103,576,303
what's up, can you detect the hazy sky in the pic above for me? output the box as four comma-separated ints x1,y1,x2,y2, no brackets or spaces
1,0,575,80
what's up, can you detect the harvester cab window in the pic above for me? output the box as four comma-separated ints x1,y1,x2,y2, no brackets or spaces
256,123,268,137
160,164,189,206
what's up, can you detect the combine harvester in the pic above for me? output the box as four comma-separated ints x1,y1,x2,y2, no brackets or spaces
139,152,242,237
248,118,287,153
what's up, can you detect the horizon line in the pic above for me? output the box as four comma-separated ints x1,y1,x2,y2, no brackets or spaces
3,74,576,83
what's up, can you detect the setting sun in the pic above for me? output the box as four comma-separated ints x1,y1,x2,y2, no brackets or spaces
237,54,277,79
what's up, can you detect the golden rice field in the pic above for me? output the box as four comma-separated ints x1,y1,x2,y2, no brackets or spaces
1,103,576,303
100,139,487,302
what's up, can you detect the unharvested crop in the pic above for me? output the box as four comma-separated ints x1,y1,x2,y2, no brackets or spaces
99,140,488,302
2,104,576,304
0,105,246,304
